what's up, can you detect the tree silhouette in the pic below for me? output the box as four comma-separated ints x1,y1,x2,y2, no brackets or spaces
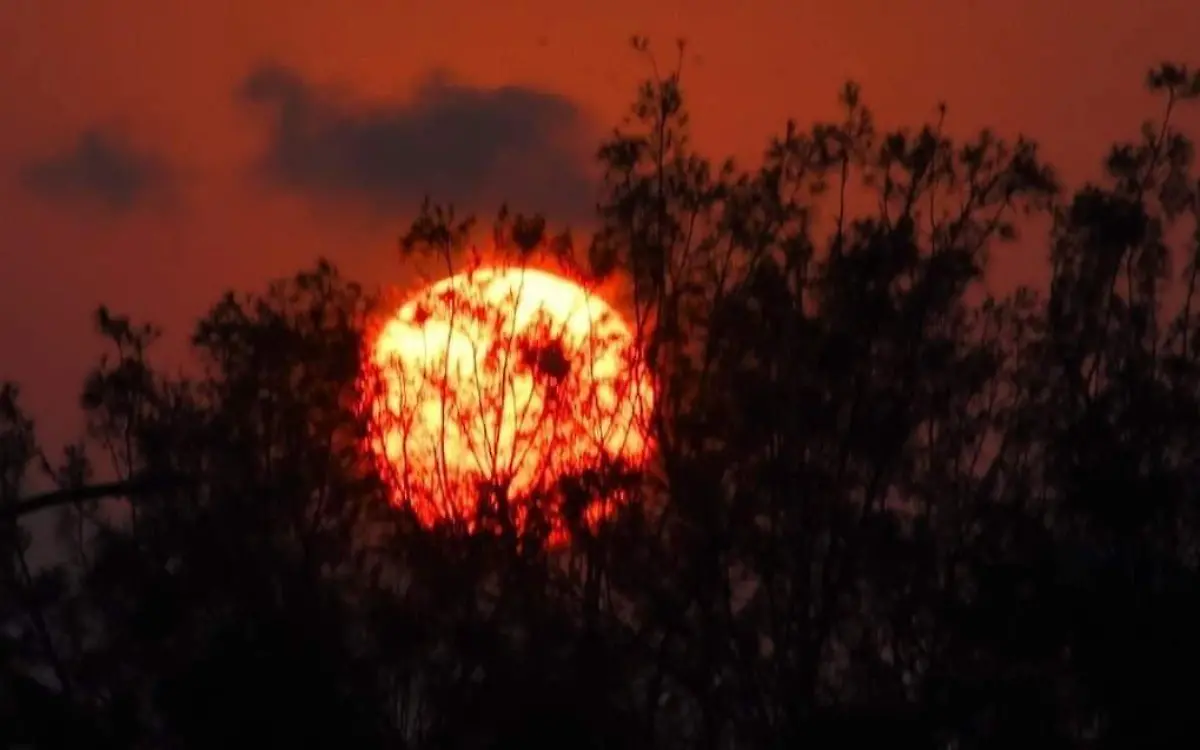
3,41,1200,749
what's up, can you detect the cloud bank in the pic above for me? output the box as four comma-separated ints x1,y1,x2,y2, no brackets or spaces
239,64,599,223
19,130,173,214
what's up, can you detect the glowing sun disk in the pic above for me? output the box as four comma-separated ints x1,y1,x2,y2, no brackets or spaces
369,266,653,537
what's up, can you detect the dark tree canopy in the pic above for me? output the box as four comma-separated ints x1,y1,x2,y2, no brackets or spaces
4,42,1200,749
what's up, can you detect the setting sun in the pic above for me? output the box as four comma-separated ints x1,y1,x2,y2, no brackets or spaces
367,265,653,540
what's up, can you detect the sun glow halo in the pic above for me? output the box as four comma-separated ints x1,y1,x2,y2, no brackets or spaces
368,265,653,539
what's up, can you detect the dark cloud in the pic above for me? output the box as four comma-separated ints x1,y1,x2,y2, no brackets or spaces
238,63,598,223
19,129,172,213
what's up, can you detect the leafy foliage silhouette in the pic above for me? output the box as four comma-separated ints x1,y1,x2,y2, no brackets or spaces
3,41,1200,748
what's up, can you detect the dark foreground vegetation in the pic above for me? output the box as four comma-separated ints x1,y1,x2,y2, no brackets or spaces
4,43,1200,748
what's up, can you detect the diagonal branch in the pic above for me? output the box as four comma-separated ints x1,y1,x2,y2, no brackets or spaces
0,475,191,523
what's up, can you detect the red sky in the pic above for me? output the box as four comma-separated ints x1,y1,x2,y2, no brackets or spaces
1,0,1197,449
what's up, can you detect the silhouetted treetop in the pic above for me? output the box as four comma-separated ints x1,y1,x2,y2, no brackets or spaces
2,48,1199,750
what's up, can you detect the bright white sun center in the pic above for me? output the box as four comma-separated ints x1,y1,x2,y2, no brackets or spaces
370,266,652,530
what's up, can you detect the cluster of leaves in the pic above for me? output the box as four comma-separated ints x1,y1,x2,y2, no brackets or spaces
4,42,1200,748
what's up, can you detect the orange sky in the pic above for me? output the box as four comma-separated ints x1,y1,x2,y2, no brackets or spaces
1,0,1197,449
